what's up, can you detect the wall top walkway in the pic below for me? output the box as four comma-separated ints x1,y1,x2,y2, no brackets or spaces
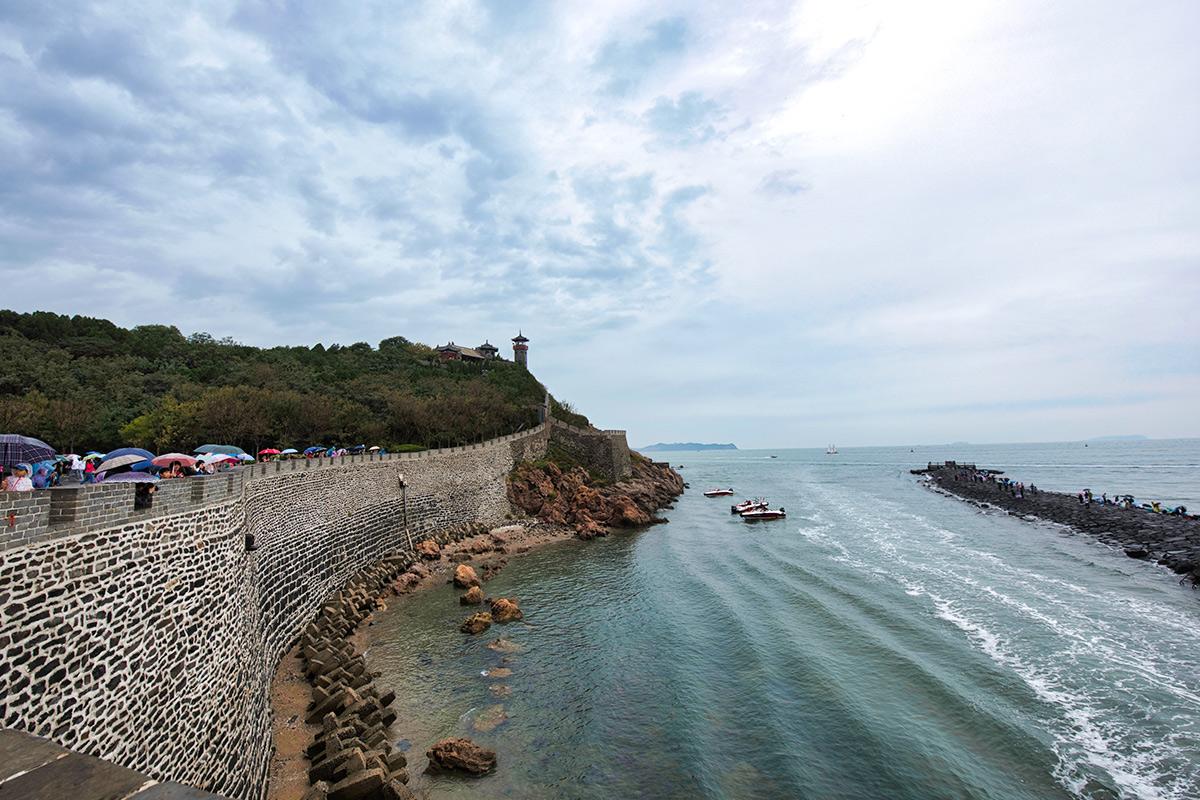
0,422,550,551
0,728,227,799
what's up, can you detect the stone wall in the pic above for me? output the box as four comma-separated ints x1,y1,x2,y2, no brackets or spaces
548,419,633,482
0,423,549,800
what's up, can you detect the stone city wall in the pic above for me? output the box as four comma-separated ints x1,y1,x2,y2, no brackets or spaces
0,423,549,800
548,419,633,482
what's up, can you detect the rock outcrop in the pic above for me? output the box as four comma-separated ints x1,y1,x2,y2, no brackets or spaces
460,612,493,635
453,564,480,588
459,585,484,605
425,737,497,776
507,455,683,539
489,597,523,623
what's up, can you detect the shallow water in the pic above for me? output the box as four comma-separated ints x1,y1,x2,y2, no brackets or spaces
368,440,1200,799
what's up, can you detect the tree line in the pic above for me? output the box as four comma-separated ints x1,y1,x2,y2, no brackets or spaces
0,310,587,454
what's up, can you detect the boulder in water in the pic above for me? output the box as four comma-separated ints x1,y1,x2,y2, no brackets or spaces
487,637,523,653
460,613,493,635
1124,545,1150,559
454,564,481,588
460,585,484,605
425,737,497,776
490,597,523,623
471,704,509,732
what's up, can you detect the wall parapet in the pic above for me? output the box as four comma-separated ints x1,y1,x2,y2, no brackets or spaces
0,422,550,552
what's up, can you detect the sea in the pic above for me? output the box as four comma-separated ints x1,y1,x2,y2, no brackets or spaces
367,439,1200,800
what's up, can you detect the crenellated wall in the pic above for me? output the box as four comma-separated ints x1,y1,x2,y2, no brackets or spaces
0,423,550,799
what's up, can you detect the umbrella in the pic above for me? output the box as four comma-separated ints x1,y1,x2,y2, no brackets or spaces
194,444,246,456
304,446,325,454
99,471,160,483
152,453,197,468
258,448,281,456
96,454,148,473
104,447,155,462
198,453,235,463
0,434,56,465
83,453,104,461
237,453,255,462
280,448,298,455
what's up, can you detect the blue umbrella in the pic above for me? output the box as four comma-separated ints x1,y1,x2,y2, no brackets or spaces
195,444,246,456
304,446,325,454
0,434,56,465
103,447,155,472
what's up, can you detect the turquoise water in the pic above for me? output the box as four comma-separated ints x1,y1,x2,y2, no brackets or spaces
368,440,1200,799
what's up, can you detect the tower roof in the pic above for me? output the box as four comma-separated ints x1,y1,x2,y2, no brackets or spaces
512,331,529,343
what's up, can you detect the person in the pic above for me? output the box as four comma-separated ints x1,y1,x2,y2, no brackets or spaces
163,461,185,479
83,458,97,484
3,464,34,492
69,453,86,482
31,465,51,489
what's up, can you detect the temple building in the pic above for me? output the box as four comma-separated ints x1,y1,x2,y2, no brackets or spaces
435,338,503,363
512,331,529,367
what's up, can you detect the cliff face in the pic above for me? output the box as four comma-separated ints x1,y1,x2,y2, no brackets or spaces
507,457,684,539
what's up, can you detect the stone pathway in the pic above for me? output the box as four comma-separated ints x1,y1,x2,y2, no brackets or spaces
0,728,227,799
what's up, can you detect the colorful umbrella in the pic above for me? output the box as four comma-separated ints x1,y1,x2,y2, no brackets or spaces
194,444,246,456
0,434,56,465
304,446,325,454
198,453,235,463
258,448,281,455
103,447,155,462
99,472,160,483
96,454,148,473
280,448,298,455
152,453,197,468
237,453,255,462
83,453,104,461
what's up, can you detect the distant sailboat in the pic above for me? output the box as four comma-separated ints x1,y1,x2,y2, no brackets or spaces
826,444,838,455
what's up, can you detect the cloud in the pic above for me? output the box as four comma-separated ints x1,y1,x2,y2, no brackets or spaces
643,91,726,148
758,169,810,196
0,0,1196,446
592,17,688,95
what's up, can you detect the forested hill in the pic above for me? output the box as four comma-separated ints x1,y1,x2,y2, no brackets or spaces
0,310,588,454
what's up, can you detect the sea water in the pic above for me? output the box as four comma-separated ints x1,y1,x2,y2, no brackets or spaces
368,439,1200,799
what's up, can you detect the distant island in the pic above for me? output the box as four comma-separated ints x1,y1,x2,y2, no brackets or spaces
1088,435,1149,442
639,442,738,452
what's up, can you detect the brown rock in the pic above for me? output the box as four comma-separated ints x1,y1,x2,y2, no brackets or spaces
460,612,493,634
471,704,509,732
425,737,497,776
416,540,441,560
486,637,522,653
490,597,523,623
484,667,512,678
460,585,484,605
489,683,513,698
454,564,481,588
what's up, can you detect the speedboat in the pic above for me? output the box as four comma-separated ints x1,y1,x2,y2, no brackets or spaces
704,488,735,497
731,498,768,514
741,507,786,521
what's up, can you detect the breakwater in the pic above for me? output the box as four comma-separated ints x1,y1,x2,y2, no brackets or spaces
923,462,1200,583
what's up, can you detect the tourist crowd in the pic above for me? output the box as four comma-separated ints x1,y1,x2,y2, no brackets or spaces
0,440,390,493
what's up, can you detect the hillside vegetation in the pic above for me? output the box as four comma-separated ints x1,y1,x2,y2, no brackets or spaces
0,310,588,454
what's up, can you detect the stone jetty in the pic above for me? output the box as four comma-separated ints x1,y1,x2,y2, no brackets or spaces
923,463,1200,585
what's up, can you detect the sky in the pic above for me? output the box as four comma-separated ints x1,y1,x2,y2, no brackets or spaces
1,0,1197,448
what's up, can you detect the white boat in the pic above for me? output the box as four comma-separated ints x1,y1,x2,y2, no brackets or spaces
741,507,786,521
731,498,768,514
703,488,735,497
826,444,838,455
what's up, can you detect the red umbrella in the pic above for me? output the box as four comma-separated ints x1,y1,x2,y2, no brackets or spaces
258,448,281,455
152,453,197,468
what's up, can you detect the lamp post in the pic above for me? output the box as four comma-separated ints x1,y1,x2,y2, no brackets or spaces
399,473,411,551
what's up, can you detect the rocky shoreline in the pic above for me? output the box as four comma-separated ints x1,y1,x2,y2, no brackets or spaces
922,463,1200,587
268,458,685,800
